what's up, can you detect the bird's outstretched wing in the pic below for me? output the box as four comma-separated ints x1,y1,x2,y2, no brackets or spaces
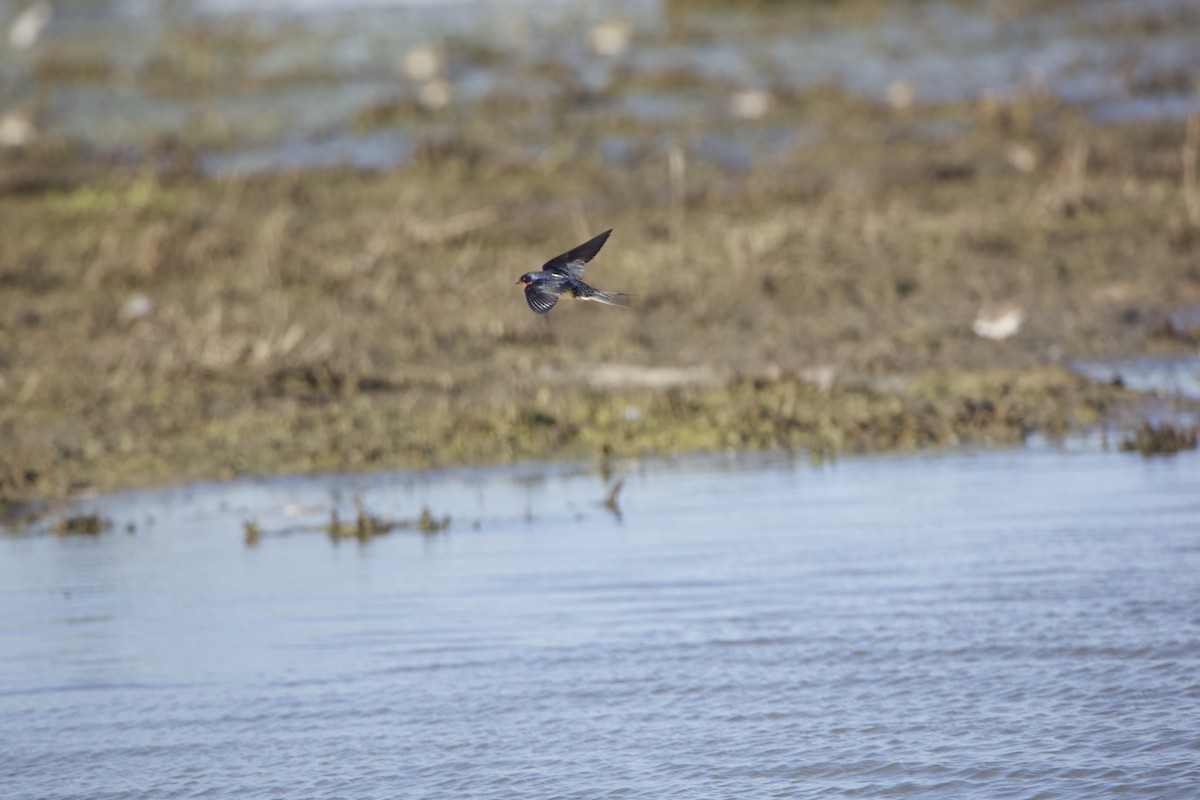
541,229,612,280
524,282,560,314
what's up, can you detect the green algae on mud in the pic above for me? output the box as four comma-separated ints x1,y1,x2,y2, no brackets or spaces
3,102,1200,510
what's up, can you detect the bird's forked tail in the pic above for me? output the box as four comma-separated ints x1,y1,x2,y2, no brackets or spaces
583,290,633,309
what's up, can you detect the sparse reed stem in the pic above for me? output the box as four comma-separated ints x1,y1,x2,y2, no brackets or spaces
1183,114,1199,226
668,143,686,267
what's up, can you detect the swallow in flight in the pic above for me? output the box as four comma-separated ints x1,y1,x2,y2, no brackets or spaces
516,229,630,314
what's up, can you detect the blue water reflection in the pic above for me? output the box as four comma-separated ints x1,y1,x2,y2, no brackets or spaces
3,443,1198,798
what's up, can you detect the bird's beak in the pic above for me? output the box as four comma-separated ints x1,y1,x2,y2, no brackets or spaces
515,279,523,285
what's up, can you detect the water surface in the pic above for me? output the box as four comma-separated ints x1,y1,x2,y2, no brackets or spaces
3,443,1198,798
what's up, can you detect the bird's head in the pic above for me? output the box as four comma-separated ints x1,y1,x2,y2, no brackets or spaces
516,273,536,286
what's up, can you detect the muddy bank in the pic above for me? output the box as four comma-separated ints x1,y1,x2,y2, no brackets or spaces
4,105,1199,514
3,1,1200,514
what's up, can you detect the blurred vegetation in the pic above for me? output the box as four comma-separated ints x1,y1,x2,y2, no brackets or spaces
1120,422,1199,456
53,513,111,535
2,2,1199,515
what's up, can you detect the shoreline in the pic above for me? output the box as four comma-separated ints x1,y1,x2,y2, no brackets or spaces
3,354,1194,525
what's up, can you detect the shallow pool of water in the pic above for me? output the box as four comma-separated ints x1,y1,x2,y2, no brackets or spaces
1073,352,1200,401
3,442,1198,798
7,0,1200,175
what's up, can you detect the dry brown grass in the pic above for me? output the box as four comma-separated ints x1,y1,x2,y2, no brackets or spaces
2,100,1199,511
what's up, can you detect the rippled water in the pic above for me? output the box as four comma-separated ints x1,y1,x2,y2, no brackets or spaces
3,442,1198,798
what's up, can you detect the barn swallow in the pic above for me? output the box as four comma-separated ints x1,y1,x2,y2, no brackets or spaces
516,229,630,314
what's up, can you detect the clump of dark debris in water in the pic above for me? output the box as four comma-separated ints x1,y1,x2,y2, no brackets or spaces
243,520,264,546
1119,422,1199,456
417,506,450,533
240,501,450,545
54,513,111,535
323,500,449,542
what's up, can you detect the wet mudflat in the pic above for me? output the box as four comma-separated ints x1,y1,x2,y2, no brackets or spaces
4,0,1200,507
2,440,1199,798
